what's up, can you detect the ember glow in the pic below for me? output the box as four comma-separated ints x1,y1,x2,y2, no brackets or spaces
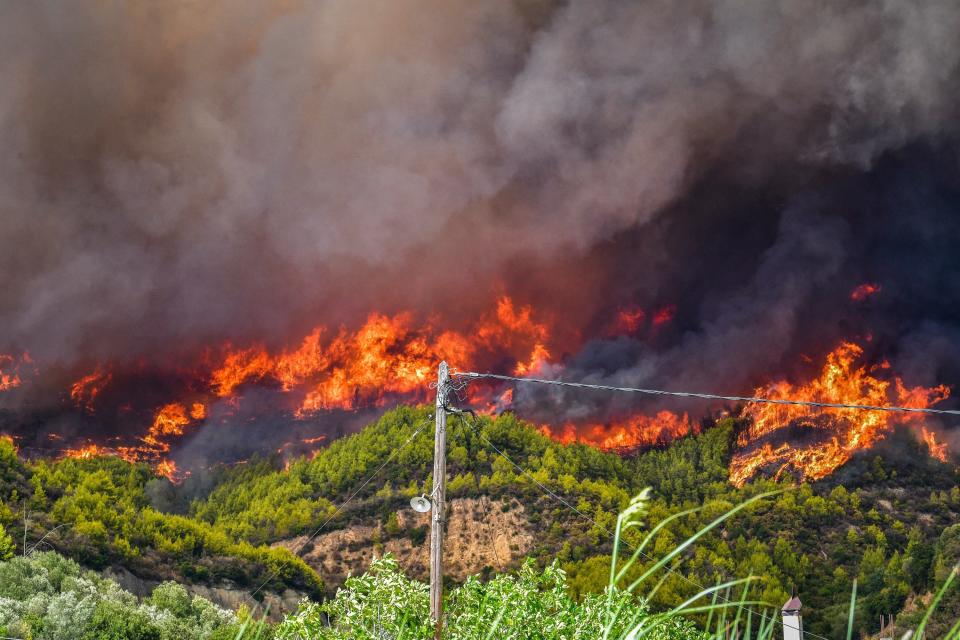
610,306,646,336
729,342,950,486
850,282,882,302
651,305,677,328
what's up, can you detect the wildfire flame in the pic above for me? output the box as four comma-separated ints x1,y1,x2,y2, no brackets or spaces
63,443,113,460
56,296,553,476
155,459,184,482
28,296,952,488
0,353,30,392
921,426,948,462
70,368,111,413
145,403,196,450
539,410,692,452
729,342,950,486
205,296,549,414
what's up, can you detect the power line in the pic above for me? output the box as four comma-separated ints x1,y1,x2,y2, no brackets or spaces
461,412,829,640
455,371,960,417
250,414,433,599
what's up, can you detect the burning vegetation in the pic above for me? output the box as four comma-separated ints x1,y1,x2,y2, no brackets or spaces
729,342,950,486
0,291,952,485
0,296,554,480
0,353,29,392
539,410,694,453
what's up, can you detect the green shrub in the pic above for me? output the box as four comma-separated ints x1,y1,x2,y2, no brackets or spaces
82,600,162,640
0,552,239,640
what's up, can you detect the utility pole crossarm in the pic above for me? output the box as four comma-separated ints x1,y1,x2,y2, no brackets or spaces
430,361,449,639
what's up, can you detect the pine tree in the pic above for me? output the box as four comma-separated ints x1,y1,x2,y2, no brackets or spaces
0,523,15,560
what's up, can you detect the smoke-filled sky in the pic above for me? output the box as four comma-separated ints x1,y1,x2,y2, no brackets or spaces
2,0,960,423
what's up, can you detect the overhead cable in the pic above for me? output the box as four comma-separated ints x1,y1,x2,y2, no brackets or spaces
455,371,960,416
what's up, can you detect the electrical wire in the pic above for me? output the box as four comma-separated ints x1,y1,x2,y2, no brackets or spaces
249,414,433,599
454,371,960,416
459,411,830,640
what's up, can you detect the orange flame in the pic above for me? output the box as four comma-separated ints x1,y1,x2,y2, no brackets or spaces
63,443,110,459
62,441,186,481
729,342,950,486
59,296,554,475
479,297,551,376
189,402,206,420
0,353,29,392
70,368,111,412
155,459,186,482
145,403,199,451
50,297,953,488
540,410,692,451
205,295,549,415
921,426,948,462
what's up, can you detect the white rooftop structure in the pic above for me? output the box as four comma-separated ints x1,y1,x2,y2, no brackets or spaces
781,591,803,640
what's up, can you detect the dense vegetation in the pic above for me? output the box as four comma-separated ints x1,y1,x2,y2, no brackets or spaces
0,551,246,639
1,405,958,637
0,436,322,599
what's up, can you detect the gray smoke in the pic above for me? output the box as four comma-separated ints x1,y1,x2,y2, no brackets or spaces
1,0,958,372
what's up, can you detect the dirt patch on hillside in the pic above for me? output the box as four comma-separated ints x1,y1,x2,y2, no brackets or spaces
278,496,533,591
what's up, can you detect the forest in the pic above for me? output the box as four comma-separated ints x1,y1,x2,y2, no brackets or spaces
1,406,958,637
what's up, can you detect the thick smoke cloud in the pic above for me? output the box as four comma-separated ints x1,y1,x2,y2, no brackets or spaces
1,0,959,388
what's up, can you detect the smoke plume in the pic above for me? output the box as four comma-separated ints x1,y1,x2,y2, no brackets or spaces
1,1,960,462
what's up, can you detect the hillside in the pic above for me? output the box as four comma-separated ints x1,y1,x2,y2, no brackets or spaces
1,406,958,637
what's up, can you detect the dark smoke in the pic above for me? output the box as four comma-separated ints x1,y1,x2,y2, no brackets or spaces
515,149,960,435
2,1,960,455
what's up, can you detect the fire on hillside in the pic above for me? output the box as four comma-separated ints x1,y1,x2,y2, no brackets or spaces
0,292,951,484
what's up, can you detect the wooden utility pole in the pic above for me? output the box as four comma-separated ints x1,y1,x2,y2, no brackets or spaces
430,361,449,638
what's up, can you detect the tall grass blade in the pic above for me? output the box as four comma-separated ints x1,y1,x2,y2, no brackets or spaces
846,578,857,640
705,588,720,632
914,564,958,640
624,490,782,593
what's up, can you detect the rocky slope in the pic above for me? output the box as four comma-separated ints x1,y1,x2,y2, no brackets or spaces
278,496,534,591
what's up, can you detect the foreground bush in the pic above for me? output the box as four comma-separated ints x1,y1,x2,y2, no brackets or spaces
0,551,238,640
276,555,703,640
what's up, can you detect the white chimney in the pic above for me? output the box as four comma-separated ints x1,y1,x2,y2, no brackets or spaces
781,590,803,640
